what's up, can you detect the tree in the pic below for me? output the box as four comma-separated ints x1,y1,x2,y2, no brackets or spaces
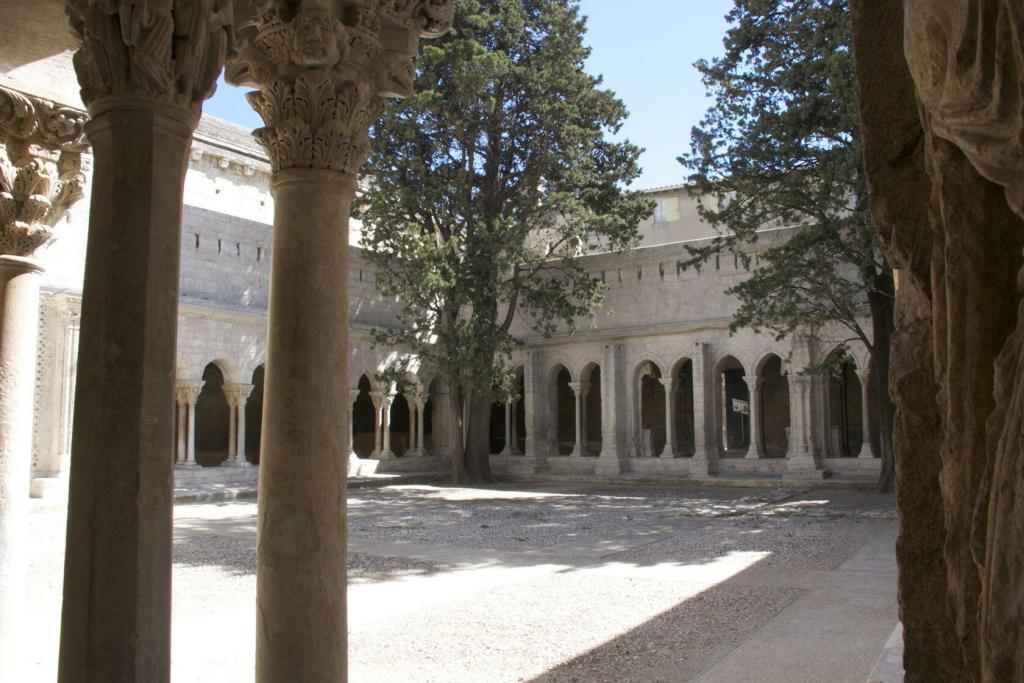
356,0,652,483
679,0,894,491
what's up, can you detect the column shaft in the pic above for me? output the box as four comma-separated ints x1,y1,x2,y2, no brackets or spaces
186,400,197,464
858,373,876,458
417,400,426,455
175,399,186,463
746,379,765,458
501,401,513,455
256,171,353,682
236,398,247,463
0,257,42,681
660,380,675,458
227,398,238,463
573,389,583,456
59,107,194,682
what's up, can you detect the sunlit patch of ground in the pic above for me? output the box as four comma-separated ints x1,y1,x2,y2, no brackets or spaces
24,483,897,682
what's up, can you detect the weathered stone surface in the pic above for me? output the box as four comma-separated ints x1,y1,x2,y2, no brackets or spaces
853,1,1024,680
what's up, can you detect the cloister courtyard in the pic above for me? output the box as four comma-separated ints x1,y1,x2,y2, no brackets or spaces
25,483,896,682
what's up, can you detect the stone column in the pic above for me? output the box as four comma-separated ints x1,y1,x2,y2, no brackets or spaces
634,373,645,457
174,388,187,464
509,400,521,454
0,85,86,681
857,369,876,458
377,394,396,460
500,400,514,455
568,381,588,456
226,393,239,465
228,4,451,677
597,342,628,474
689,343,714,478
745,377,765,459
407,399,416,455
59,4,230,679
523,350,549,471
235,384,252,464
661,378,676,458
349,389,360,457
784,374,825,480
413,392,427,456
184,385,202,467
369,391,384,457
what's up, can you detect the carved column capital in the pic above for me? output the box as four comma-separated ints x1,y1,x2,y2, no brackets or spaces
176,382,203,405
65,0,233,118
226,0,453,174
0,87,89,257
223,383,253,407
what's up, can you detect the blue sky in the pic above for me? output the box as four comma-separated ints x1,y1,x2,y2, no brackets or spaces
203,0,733,190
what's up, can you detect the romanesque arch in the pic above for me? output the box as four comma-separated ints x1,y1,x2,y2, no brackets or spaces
352,374,376,458
195,361,231,466
669,357,696,456
714,355,749,456
634,359,666,457
824,350,864,458
550,364,574,455
755,353,790,458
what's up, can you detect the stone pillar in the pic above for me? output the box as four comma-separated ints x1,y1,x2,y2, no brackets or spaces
416,394,427,455
174,389,187,464
745,377,765,458
226,393,238,465
523,350,549,471
349,389,360,457
369,391,384,457
856,370,875,458
500,400,514,455
59,4,230,679
221,384,252,465
509,399,521,454
0,85,87,681
235,385,251,464
597,342,629,474
784,374,825,480
407,398,416,455
568,381,589,456
660,378,676,458
227,3,451,677
184,386,201,467
690,343,714,478
375,394,396,460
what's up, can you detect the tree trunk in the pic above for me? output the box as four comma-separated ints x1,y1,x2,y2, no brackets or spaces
465,390,494,483
446,386,467,484
869,269,896,493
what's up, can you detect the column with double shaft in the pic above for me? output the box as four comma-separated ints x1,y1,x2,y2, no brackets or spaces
856,369,875,458
744,377,765,458
0,86,87,682
59,3,230,679
227,2,452,679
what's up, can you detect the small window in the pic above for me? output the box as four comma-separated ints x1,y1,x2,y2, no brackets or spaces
653,197,681,224
659,263,665,280
257,246,264,262
217,239,222,254
194,234,200,249
715,254,720,271
236,243,242,256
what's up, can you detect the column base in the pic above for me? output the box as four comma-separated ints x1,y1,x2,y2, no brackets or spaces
175,462,202,470
783,455,827,480
857,443,877,459
688,454,713,479
745,447,765,459
372,449,396,461
659,446,675,458
596,454,629,475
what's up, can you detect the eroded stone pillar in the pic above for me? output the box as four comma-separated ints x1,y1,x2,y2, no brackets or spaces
227,3,452,678
379,394,396,459
689,343,713,478
597,342,628,474
59,3,230,679
349,389,359,457
415,392,427,455
0,86,86,680
500,400,513,455
184,385,201,467
523,350,549,471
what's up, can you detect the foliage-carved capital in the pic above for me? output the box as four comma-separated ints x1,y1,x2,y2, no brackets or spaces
226,0,452,174
0,87,89,257
65,0,233,115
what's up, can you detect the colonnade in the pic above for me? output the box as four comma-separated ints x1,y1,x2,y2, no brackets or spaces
0,2,453,681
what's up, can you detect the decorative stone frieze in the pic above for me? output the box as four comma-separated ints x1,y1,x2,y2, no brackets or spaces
65,0,234,115
226,0,453,174
0,87,88,256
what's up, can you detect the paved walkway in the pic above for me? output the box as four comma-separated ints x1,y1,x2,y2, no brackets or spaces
24,483,897,681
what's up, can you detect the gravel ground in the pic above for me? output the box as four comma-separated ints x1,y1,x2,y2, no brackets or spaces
24,483,897,682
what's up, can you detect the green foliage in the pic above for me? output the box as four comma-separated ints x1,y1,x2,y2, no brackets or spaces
679,0,888,350
356,0,652,401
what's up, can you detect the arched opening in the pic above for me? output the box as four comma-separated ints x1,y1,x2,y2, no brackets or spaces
758,355,790,458
582,363,602,456
389,392,411,456
352,374,376,458
637,361,666,456
717,356,749,456
195,362,230,467
671,358,696,456
244,365,264,464
827,353,864,457
552,365,574,455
